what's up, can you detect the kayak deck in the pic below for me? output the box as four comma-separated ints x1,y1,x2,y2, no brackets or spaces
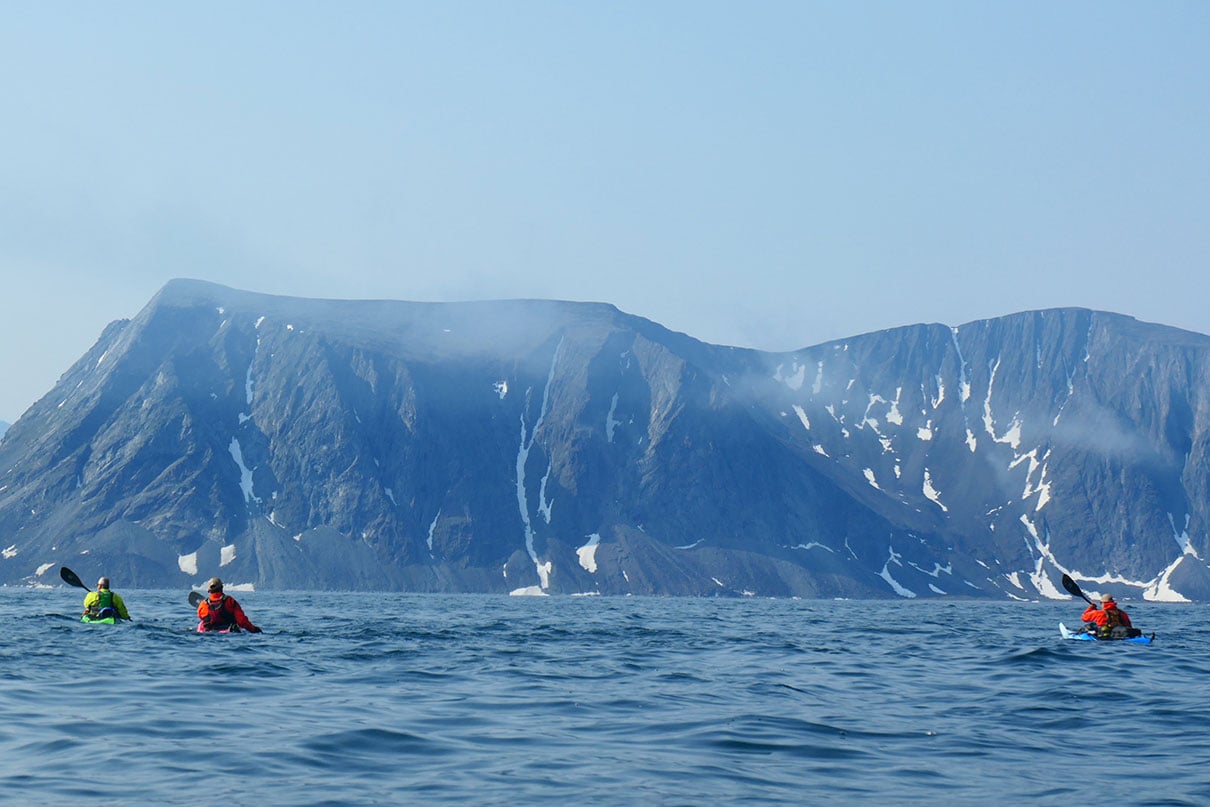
1059,622,1153,644
81,608,125,624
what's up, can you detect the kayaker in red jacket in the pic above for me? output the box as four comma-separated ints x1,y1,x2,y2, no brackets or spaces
1082,592,1131,634
197,577,262,633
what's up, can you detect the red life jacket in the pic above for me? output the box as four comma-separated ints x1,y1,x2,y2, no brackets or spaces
202,595,234,629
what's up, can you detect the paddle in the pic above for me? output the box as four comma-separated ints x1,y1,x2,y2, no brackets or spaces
1061,573,1094,606
59,566,90,591
1062,573,1099,635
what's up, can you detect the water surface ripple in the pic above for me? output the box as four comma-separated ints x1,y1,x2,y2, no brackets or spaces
1,590,1205,805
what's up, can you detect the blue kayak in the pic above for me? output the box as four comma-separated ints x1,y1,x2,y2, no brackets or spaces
1060,622,1153,644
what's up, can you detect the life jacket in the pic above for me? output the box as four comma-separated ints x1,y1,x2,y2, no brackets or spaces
87,589,116,618
1097,605,1124,638
202,595,234,629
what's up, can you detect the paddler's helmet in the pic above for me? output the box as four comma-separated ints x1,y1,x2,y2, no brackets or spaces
97,577,110,589
207,577,223,593
1101,593,1115,603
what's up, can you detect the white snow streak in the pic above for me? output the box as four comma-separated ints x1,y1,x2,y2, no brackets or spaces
220,544,236,567
228,437,259,504
886,388,904,425
509,585,548,597
428,510,440,554
775,362,807,391
538,464,554,524
922,469,947,512
1169,512,1197,557
951,328,971,403
879,545,917,598
1018,515,1068,599
982,357,1023,450
606,393,621,442
792,404,811,431
515,339,562,590
178,552,198,575
577,533,601,573
790,542,834,553
1143,553,1193,602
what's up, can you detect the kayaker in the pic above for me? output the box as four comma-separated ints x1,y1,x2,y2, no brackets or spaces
1081,592,1132,638
83,577,131,621
197,577,262,633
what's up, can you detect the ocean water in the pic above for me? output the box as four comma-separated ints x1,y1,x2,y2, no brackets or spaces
0,589,1206,806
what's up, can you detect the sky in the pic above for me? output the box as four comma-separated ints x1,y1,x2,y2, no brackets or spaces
1,3,1208,424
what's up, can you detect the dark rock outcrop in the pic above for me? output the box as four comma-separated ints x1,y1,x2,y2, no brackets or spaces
2,279,1208,600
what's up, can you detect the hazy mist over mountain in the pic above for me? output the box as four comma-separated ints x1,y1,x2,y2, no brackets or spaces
3,280,1210,601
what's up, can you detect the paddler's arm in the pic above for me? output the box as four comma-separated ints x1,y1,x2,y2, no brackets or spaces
231,601,263,633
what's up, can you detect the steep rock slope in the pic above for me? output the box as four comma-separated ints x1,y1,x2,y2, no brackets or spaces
2,280,1208,599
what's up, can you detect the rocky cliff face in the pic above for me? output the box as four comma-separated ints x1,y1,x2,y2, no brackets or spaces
3,279,1209,600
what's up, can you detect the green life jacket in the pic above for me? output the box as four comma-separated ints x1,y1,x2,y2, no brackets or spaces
86,589,115,617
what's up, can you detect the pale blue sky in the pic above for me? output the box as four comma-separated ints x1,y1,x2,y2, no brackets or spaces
2,3,1208,423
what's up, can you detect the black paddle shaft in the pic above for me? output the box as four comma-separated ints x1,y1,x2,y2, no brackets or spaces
1061,573,1094,606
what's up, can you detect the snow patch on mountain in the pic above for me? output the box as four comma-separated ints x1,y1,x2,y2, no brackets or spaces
178,552,198,575
578,533,601,573
879,544,917,598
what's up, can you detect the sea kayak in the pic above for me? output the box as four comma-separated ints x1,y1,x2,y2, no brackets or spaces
82,608,125,625
197,622,241,634
1060,622,1154,644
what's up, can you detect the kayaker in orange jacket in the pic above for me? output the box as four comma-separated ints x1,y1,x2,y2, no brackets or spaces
197,577,262,633
1082,592,1131,634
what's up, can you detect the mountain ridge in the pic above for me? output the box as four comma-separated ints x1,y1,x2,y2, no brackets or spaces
2,279,1208,600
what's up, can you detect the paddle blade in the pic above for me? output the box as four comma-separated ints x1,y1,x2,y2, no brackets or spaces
59,566,89,591
1061,573,1093,604
188,591,205,608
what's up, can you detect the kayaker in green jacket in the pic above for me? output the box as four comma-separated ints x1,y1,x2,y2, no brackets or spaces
83,577,131,621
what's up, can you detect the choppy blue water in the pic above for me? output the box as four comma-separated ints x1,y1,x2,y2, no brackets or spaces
1,589,1206,805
